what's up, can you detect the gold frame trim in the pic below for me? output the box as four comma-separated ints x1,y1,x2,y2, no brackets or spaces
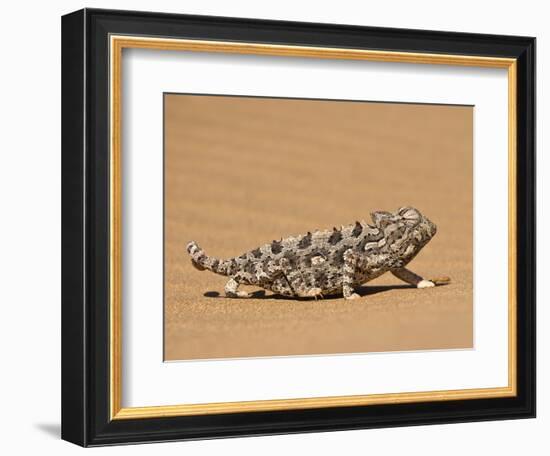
109,35,518,420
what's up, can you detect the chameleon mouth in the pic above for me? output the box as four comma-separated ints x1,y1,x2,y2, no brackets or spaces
425,220,437,238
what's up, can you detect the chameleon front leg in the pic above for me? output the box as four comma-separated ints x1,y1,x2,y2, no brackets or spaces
342,249,361,300
224,277,252,298
391,267,434,288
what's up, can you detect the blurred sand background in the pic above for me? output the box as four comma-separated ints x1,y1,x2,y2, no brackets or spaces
164,94,473,361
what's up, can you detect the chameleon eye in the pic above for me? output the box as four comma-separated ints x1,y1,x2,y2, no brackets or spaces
402,208,420,220
401,208,421,226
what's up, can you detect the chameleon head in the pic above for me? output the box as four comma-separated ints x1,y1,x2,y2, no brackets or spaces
370,207,437,258
396,206,437,245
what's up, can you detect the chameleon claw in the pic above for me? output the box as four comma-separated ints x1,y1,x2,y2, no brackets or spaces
429,276,451,286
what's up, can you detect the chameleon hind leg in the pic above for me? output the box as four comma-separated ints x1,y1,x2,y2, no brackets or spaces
277,258,324,299
258,257,307,298
391,267,434,288
224,277,252,298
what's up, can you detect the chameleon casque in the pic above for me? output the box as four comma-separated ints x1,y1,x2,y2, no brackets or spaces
186,207,447,300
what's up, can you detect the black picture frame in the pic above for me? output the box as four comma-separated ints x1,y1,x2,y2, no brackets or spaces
62,7,535,447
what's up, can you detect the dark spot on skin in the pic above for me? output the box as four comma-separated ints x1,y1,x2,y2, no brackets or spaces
251,248,262,258
279,257,293,272
229,259,238,275
298,232,312,249
211,259,219,270
234,274,242,281
352,221,363,237
244,261,256,274
301,273,313,288
315,271,327,288
332,246,349,267
328,227,342,245
271,240,283,254
262,256,272,272
356,236,369,252
283,251,298,268
239,253,247,260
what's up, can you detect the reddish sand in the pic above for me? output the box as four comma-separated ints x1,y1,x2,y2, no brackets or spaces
164,95,473,360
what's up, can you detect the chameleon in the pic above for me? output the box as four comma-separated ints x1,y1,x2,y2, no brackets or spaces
186,207,449,300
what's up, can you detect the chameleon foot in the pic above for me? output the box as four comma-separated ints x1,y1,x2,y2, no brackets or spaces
298,287,324,299
344,293,361,300
417,280,435,289
225,290,252,298
224,278,251,298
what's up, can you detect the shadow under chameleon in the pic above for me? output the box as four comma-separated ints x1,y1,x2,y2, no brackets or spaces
203,283,448,301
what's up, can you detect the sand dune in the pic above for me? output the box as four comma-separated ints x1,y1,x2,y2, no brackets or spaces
164,95,473,360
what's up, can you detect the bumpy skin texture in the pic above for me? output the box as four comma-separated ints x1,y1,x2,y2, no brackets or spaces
187,207,438,300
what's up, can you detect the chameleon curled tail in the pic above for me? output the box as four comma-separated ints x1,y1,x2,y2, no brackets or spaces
186,241,233,276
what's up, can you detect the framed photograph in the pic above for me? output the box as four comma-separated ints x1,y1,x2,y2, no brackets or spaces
61,8,535,447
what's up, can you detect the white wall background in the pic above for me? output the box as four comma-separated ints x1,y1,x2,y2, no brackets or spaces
0,0,544,454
